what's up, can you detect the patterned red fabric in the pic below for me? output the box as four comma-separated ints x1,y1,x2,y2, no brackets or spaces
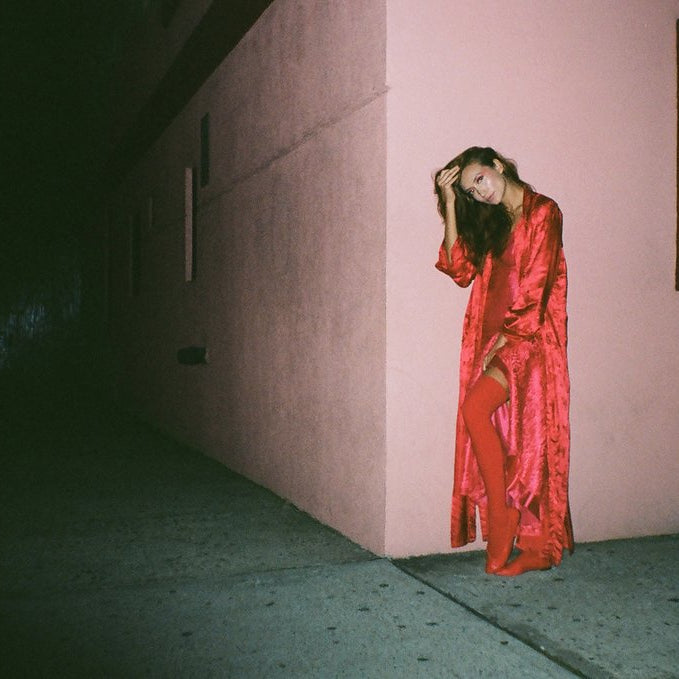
436,188,574,565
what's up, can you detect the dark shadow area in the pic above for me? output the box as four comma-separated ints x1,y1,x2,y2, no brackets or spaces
1,0,140,412
0,387,376,678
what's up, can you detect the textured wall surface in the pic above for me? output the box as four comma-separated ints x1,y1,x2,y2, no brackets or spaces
109,0,388,553
109,0,679,558
385,0,679,556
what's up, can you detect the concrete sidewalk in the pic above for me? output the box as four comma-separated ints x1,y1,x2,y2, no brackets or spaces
1,393,677,678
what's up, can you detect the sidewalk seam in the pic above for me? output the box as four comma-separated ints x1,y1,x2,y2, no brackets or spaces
390,560,593,679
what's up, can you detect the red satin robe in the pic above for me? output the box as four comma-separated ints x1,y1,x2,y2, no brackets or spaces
436,188,574,566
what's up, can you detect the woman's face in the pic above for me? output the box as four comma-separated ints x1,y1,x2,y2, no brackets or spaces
459,160,506,205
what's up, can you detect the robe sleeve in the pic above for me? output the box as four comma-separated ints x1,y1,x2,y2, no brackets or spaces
501,200,563,342
435,238,477,288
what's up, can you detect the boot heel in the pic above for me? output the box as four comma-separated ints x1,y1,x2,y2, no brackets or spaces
485,507,520,574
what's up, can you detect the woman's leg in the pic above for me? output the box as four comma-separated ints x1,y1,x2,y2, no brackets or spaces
462,373,519,573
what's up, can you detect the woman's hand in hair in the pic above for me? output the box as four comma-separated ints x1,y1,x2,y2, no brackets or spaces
436,165,460,207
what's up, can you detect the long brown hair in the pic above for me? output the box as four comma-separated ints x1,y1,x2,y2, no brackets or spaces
434,147,531,268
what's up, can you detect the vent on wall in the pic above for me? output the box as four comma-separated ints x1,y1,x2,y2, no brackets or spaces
177,346,207,365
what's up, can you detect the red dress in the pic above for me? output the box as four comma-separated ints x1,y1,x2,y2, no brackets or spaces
436,188,573,565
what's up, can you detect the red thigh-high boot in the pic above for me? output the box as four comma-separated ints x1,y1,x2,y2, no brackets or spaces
462,375,520,574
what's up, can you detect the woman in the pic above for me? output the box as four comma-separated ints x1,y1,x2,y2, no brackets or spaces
434,146,573,576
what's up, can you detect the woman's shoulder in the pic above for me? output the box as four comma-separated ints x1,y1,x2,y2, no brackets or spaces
525,188,561,223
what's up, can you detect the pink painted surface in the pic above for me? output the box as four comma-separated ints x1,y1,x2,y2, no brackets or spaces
385,0,679,556
108,0,679,558
109,0,388,553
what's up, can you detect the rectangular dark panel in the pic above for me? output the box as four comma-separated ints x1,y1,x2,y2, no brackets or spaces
161,0,182,27
130,212,141,296
200,113,210,187
108,0,275,181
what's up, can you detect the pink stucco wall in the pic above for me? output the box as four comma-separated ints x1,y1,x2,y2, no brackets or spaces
109,0,388,553
385,0,679,556
109,0,679,558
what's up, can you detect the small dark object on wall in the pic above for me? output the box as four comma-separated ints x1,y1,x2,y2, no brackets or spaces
177,346,207,365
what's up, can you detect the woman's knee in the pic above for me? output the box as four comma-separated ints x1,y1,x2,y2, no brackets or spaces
461,395,474,428
462,387,484,429
462,375,508,428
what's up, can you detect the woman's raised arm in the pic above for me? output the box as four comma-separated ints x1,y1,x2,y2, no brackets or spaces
436,166,460,256
434,165,477,287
